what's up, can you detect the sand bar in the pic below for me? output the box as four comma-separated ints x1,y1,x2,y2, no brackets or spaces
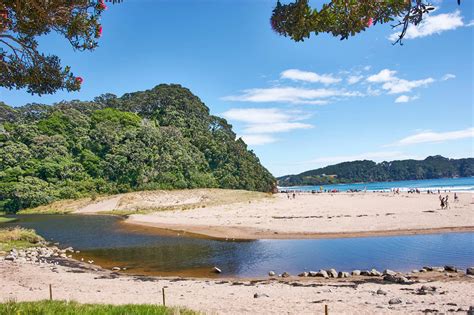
125,192,474,240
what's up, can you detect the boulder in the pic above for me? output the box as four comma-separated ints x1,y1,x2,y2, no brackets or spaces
351,270,361,276
444,265,457,272
327,269,338,278
308,271,318,277
4,255,15,261
111,267,121,271
376,289,387,295
317,270,329,278
213,267,222,274
383,269,397,276
298,272,309,277
360,270,370,276
338,272,350,278
388,298,402,305
281,272,290,278
254,293,270,298
383,274,411,284
370,269,382,276
466,267,474,275
268,271,275,277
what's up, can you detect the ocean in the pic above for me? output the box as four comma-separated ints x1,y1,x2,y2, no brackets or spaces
278,177,474,193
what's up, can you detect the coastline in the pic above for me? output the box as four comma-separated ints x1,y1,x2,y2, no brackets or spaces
125,192,474,240
120,221,474,240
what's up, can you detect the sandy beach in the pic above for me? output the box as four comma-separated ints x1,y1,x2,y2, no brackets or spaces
2,258,473,315
122,191,474,240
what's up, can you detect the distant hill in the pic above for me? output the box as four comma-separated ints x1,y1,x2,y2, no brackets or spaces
277,156,474,186
0,84,275,212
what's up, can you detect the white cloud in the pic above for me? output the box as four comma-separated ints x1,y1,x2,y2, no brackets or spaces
382,78,434,94
222,108,313,146
367,69,434,94
347,75,364,85
244,122,312,134
442,73,456,81
367,69,397,83
389,10,465,41
467,20,474,27
388,128,474,146
395,95,419,103
240,134,277,146
307,151,417,165
222,87,361,105
281,69,341,85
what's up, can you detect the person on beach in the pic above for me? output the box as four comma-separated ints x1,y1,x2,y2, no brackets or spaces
454,192,458,202
439,195,445,209
292,192,296,199
445,195,449,209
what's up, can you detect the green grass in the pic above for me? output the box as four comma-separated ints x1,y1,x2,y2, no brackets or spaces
0,300,198,315
0,227,44,251
0,217,17,224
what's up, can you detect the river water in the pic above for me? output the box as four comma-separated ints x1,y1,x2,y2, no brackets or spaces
3,214,473,277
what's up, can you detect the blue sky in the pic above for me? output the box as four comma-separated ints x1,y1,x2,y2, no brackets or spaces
1,0,473,176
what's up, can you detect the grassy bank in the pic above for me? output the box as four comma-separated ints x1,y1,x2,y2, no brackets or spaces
0,217,17,224
0,227,44,251
19,189,272,215
0,300,197,315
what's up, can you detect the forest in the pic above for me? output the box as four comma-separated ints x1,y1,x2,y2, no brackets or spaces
278,156,474,186
0,84,275,212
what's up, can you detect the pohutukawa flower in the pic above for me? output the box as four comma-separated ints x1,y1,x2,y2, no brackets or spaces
75,77,84,84
367,17,373,27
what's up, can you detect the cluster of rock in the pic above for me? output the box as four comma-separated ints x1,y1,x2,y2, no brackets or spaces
267,265,474,280
4,245,77,266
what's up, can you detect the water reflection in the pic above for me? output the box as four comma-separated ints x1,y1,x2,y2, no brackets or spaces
3,215,473,277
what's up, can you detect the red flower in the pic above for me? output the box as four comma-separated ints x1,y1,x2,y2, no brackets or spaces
97,25,103,37
75,77,84,84
98,0,107,10
367,17,373,27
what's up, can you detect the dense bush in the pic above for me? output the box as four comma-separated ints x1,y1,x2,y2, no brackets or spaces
0,85,275,212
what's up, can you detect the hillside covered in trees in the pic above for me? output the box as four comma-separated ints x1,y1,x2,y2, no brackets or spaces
0,84,275,212
278,156,474,186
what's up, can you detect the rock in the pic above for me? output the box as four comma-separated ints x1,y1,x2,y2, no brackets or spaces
444,265,457,272
411,269,420,274
254,293,269,298
338,272,350,278
468,306,474,315
370,269,382,276
419,268,427,273
4,255,15,261
268,271,275,277
466,267,474,275
111,267,121,271
316,270,329,278
308,271,318,277
376,289,387,295
383,274,411,284
423,266,433,271
212,266,222,274
388,298,402,305
298,272,308,277
383,269,397,276
351,270,361,276
360,270,370,276
281,272,290,278
327,269,338,278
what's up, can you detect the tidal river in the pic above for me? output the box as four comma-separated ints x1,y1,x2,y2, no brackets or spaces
3,214,473,277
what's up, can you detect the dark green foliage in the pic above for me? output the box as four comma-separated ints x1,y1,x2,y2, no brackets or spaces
0,85,275,212
278,156,474,186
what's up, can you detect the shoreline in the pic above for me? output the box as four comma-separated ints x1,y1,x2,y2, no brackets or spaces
121,220,474,240
2,255,473,314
